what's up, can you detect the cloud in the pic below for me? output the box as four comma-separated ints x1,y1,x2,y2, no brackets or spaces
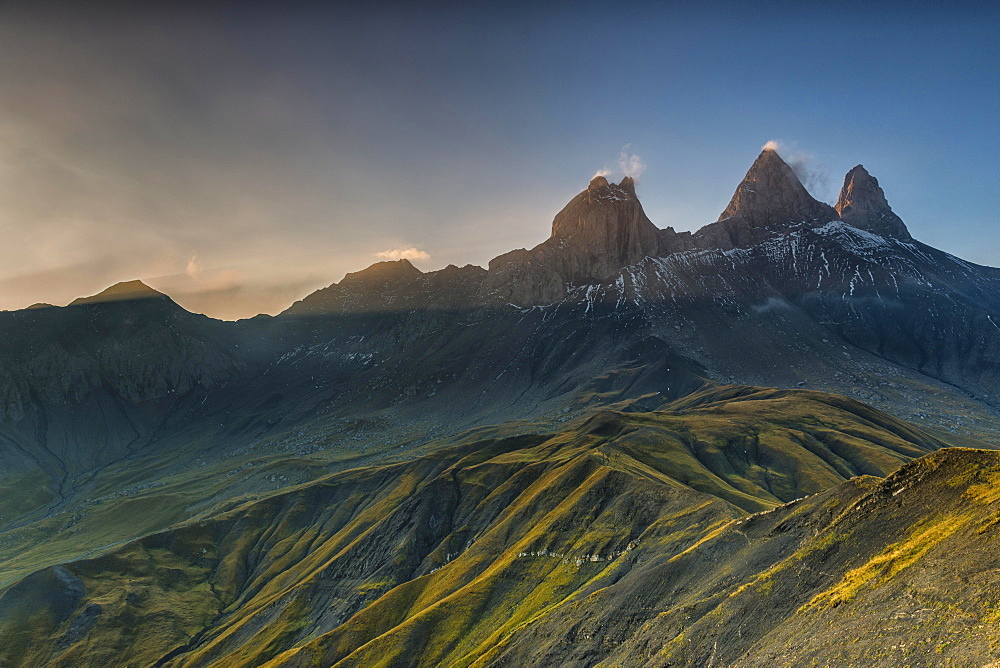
592,145,646,183
186,254,202,279
617,145,646,179
182,254,240,289
760,139,833,203
375,247,430,262
752,296,793,314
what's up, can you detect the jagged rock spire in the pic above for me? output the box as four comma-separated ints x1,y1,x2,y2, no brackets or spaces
836,165,912,241
718,148,837,228
482,176,662,305
619,176,636,197
588,175,610,190
549,176,660,281
690,148,838,251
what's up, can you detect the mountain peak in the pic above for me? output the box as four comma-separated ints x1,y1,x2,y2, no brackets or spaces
340,259,422,287
549,175,653,245
836,165,911,241
717,149,836,228
479,174,661,303
684,149,839,251
582,175,637,204
589,175,610,190
619,175,636,196
69,280,168,306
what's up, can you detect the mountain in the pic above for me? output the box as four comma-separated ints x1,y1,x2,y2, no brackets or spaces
68,279,168,305
836,164,913,241
482,175,661,304
477,447,1000,668
698,146,838,250
278,148,1000,427
1,146,999,666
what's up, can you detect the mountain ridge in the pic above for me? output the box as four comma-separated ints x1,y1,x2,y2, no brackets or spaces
23,149,937,320
1,146,1000,666
2,148,997,451
69,280,169,306
2,147,996,439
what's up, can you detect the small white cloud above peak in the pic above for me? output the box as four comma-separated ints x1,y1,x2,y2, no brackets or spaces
762,139,781,152
618,145,646,180
375,247,430,262
591,145,646,185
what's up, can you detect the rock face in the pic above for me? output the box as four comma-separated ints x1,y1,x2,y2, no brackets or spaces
548,175,661,281
694,148,838,250
836,164,912,241
718,148,837,226
483,176,661,303
270,152,1000,415
282,154,914,311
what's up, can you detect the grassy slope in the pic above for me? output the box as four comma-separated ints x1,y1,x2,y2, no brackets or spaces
600,448,1000,667
0,386,959,667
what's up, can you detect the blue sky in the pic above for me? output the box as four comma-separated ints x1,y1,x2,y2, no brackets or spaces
0,1,996,318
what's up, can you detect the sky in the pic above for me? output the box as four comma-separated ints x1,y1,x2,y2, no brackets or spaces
0,1,997,319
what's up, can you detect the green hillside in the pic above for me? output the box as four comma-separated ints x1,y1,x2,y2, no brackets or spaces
0,386,978,667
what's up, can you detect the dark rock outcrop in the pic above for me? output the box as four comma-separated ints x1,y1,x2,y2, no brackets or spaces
836,164,912,241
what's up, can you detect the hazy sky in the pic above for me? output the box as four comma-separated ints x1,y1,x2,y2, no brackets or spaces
1,2,997,319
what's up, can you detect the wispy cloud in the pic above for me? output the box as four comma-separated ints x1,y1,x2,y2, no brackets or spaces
183,254,241,290
375,247,430,262
617,145,646,179
593,145,647,182
186,254,202,279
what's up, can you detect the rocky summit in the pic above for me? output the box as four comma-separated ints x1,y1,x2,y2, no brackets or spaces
706,146,838,249
836,164,913,240
1,148,999,667
484,173,661,303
